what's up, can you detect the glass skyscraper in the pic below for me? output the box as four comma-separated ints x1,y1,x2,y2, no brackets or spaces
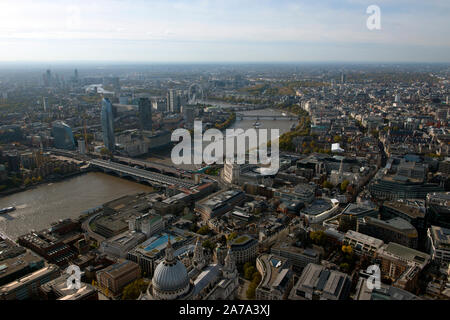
101,98,115,152
138,98,152,131
51,121,75,150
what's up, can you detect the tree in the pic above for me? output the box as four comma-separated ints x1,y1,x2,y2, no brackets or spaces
202,239,215,252
246,271,262,299
197,225,210,235
310,230,327,246
219,235,227,245
252,272,262,284
340,180,350,193
246,283,256,299
227,232,238,243
244,266,256,280
100,148,109,155
322,180,333,189
340,263,350,273
122,279,149,300
341,245,353,255
24,177,31,186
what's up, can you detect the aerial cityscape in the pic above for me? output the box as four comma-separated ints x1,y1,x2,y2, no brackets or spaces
0,0,449,308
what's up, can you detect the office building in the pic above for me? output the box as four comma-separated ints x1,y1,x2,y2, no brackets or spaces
344,230,384,257
427,192,450,229
255,254,292,300
289,263,352,300
270,244,320,272
99,231,146,258
0,237,45,286
138,98,152,131
39,273,97,300
0,264,60,300
17,219,83,267
357,216,419,249
355,278,420,300
96,259,141,297
51,121,75,150
128,212,164,238
167,89,182,113
101,98,115,152
376,242,430,292
230,235,258,265
427,226,450,266
195,189,245,221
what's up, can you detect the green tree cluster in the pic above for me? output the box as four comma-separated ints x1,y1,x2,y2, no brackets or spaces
310,230,327,246
121,279,149,300
246,271,262,299
197,225,210,235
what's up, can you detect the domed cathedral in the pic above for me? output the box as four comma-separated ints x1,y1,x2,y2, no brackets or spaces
143,238,194,300
140,237,239,300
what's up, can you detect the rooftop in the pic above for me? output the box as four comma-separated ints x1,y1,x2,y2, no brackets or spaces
429,226,450,248
381,242,430,266
383,201,425,219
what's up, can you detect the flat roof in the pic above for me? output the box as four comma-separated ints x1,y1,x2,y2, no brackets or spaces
382,242,430,265
383,201,425,219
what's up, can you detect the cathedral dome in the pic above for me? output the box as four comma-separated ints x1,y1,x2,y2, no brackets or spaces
151,238,190,297
152,259,190,292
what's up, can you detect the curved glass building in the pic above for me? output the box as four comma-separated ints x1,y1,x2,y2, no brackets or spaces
51,121,75,150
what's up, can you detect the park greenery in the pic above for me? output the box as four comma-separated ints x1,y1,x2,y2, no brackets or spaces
121,278,149,300
243,261,262,299
310,230,328,246
196,225,211,235
276,105,311,152
215,112,236,130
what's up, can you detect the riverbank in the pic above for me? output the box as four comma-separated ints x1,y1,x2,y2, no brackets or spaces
0,172,154,240
0,169,92,198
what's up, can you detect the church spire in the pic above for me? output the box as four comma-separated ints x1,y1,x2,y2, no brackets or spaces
223,245,235,274
339,157,344,174
165,236,175,263
193,236,205,270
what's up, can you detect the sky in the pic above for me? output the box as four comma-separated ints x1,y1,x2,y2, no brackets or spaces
0,0,449,63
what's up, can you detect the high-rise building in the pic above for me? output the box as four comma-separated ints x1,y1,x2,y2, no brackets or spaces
74,69,79,84
78,139,86,154
43,69,51,87
138,98,152,131
167,89,183,113
340,72,346,84
42,97,48,111
101,98,115,152
51,121,75,150
167,89,175,112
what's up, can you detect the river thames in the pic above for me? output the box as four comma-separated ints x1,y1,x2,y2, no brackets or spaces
0,172,153,240
0,107,297,240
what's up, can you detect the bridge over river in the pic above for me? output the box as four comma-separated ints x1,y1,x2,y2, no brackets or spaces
89,159,196,189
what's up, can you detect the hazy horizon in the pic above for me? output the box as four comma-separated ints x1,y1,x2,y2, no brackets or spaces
0,0,449,63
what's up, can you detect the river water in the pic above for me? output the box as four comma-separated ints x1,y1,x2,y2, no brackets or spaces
0,172,153,240
0,107,296,240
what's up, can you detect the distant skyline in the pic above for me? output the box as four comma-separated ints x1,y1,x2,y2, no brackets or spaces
0,0,449,63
